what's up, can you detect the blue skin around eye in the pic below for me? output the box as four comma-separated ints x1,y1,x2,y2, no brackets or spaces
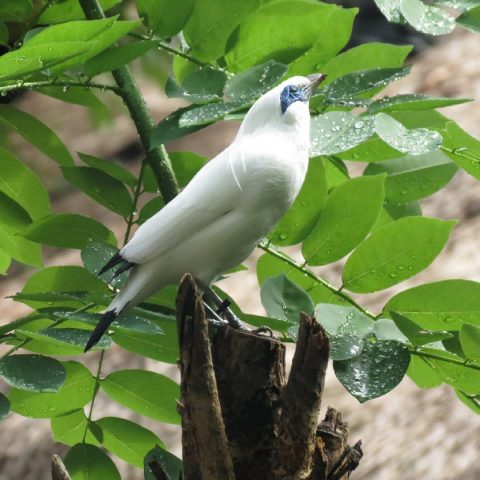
280,85,307,114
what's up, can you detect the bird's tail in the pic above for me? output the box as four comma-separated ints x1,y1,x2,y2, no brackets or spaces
84,309,118,353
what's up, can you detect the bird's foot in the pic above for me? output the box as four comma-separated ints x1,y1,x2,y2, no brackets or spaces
203,303,229,328
249,326,274,337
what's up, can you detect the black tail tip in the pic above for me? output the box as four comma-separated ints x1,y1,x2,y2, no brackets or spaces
84,309,118,353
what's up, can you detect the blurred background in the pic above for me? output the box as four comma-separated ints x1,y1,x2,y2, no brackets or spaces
1,1,480,478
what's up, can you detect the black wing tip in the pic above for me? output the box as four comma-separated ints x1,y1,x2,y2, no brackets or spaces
84,309,118,353
97,252,124,277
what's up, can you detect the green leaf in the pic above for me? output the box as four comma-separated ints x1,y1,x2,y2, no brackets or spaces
0,147,50,221
459,324,480,360
25,18,141,73
314,303,374,360
64,444,120,480
21,213,116,249
38,0,120,24
384,280,480,330
0,392,9,421
384,200,422,220
0,354,66,392
51,409,101,446
19,328,111,353
61,166,132,217
96,417,163,468
9,361,95,418
390,311,453,346
456,390,480,414
83,40,156,77
225,61,288,102
443,121,480,180
179,101,249,127
257,252,346,305
113,329,178,364
139,197,164,223
185,0,260,62
270,159,326,246
310,112,375,156
338,135,404,163
364,151,458,203
321,42,412,81
77,152,136,188
334,339,410,402
0,105,73,166
225,1,353,71
323,156,349,188
20,266,109,310
368,94,472,114
0,22,7,45
0,0,32,22
457,5,480,32
137,0,194,38
407,354,442,388
323,67,410,104
0,222,42,268
38,86,107,111
375,113,443,155
287,7,356,77
81,241,126,288
400,0,455,35
260,274,314,327
144,445,182,480
302,175,385,265
166,70,225,104
343,217,456,293
150,106,206,148
169,151,206,187
429,353,480,394
373,318,408,343
0,43,90,84
373,0,404,22
101,370,180,423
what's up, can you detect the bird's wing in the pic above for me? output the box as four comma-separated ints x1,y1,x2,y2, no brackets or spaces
120,148,242,264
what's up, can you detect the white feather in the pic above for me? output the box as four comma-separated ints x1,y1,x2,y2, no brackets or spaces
109,76,315,313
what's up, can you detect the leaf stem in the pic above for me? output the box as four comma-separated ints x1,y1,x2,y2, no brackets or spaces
79,0,179,204
82,349,105,443
258,243,375,319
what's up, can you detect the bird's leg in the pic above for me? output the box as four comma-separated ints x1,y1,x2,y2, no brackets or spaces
204,288,243,329
202,302,229,328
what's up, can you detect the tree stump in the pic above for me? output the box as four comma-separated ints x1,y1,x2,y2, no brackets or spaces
176,274,362,480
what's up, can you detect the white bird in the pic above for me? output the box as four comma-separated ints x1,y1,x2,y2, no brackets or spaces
85,73,326,351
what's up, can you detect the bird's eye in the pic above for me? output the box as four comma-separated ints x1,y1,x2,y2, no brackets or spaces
290,85,299,93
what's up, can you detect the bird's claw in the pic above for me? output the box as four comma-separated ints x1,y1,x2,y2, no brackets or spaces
249,326,274,337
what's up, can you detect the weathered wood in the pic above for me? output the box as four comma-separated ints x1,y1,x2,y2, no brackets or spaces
176,275,235,480
310,408,363,480
176,275,362,480
211,326,286,479
273,314,330,479
51,455,71,480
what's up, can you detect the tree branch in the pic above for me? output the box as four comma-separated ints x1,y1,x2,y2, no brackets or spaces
79,0,179,203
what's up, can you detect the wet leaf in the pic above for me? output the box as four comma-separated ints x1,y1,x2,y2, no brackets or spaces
144,445,182,480
310,112,375,156
368,94,471,114
0,393,9,421
460,324,480,360
0,354,66,392
101,370,180,424
302,175,385,265
315,304,374,360
343,217,456,293
374,113,443,155
364,151,458,203
64,443,120,480
384,280,480,330
400,0,455,35
334,339,410,402
270,159,327,246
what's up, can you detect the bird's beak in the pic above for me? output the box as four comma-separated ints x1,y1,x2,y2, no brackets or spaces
305,73,327,97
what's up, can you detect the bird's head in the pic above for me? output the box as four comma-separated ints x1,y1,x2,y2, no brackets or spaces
239,74,326,136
